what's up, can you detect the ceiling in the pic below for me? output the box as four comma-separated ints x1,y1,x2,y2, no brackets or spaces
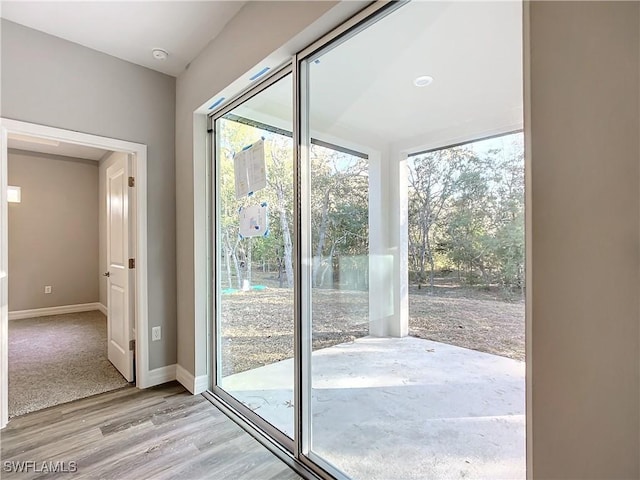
234,1,523,153
0,1,245,76
8,133,110,161
2,1,523,153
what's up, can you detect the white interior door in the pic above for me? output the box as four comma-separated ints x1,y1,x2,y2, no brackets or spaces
106,156,134,382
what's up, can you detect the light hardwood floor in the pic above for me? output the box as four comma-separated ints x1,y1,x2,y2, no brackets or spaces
1,382,301,480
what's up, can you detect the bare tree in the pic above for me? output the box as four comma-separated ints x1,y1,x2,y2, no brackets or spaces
310,146,368,287
408,149,471,289
268,139,294,288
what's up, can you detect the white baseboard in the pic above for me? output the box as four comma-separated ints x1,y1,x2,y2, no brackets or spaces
9,302,104,320
176,365,194,393
97,303,108,316
194,373,209,394
176,364,209,394
141,364,176,388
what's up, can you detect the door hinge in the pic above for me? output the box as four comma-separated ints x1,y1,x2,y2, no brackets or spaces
129,339,135,351
129,258,135,269
128,176,135,187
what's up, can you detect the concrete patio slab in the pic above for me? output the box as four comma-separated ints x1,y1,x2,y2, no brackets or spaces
221,336,525,479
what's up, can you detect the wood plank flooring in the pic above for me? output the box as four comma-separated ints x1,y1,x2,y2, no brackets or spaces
0,382,301,480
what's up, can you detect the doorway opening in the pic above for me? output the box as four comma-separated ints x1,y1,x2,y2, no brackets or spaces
0,119,149,429
7,143,130,417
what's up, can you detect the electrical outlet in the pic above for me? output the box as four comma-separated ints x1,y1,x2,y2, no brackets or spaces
152,326,161,342
44,286,52,294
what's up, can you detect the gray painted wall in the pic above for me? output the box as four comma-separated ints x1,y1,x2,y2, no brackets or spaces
528,2,639,477
8,150,99,311
175,0,351,379
1,20,177,370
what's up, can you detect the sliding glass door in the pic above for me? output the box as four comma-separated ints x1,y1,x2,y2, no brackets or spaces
213,72,295,441
210,1,524,478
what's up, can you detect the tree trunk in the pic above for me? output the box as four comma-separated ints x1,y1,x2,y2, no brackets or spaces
417,244,426,289
275,185,294,288
319,241,338,287
313,189,331,287
246,237,252,287
278,256,284,288
223,232,233,289
478,262,490,286
425,225,435,290
232,237,243,289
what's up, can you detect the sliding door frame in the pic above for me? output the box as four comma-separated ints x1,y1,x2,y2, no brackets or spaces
295,2,408,478
207,2,412,479
208,63,296,454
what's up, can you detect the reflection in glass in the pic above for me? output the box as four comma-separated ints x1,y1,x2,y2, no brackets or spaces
303,1,525,478
215,74,294,437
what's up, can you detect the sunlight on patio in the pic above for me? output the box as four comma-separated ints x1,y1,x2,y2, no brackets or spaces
223,336,525,480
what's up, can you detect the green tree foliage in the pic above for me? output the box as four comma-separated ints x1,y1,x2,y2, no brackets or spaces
408,133,524,291
310,144,368,289
217,118,295,289
218,117,523,295
217,120,369,291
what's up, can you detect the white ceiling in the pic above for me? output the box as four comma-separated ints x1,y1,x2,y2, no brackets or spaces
8,133,110,161
235,1,523,153
0,1,245,76
2,1,523,153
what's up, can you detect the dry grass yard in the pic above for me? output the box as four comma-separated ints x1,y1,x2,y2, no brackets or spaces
219,272,524,377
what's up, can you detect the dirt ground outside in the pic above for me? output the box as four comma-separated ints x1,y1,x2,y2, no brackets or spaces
220,272,524,377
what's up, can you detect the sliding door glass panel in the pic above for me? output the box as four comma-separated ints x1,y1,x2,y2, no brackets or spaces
215,73,294,437
302,1,525,478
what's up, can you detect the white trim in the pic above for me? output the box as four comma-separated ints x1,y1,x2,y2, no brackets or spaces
0,125,8,429
131,149,150,390
523,1,533,478
192,113,209,388
176,364,209,394
176,364,194,392
9,303,104,320
97,303,108,316
145,364,177,387
0,119,149,428
194,374,209,394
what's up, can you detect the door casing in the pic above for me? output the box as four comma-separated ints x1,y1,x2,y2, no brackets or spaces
0,118,150,428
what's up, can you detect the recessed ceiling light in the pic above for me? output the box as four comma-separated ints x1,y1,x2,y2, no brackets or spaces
414,75,434,87
152,48,169,61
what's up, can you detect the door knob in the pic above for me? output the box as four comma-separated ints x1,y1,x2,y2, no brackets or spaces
103,272,110,277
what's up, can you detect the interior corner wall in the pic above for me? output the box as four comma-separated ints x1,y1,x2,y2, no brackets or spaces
529,1,640,477
8,150,99,311
1,19,177,370
175,1,350,378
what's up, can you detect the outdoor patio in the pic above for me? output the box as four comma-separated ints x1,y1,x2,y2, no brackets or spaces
222,336,525,479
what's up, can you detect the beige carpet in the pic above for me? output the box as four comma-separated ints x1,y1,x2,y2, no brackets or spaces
8,310,130,418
